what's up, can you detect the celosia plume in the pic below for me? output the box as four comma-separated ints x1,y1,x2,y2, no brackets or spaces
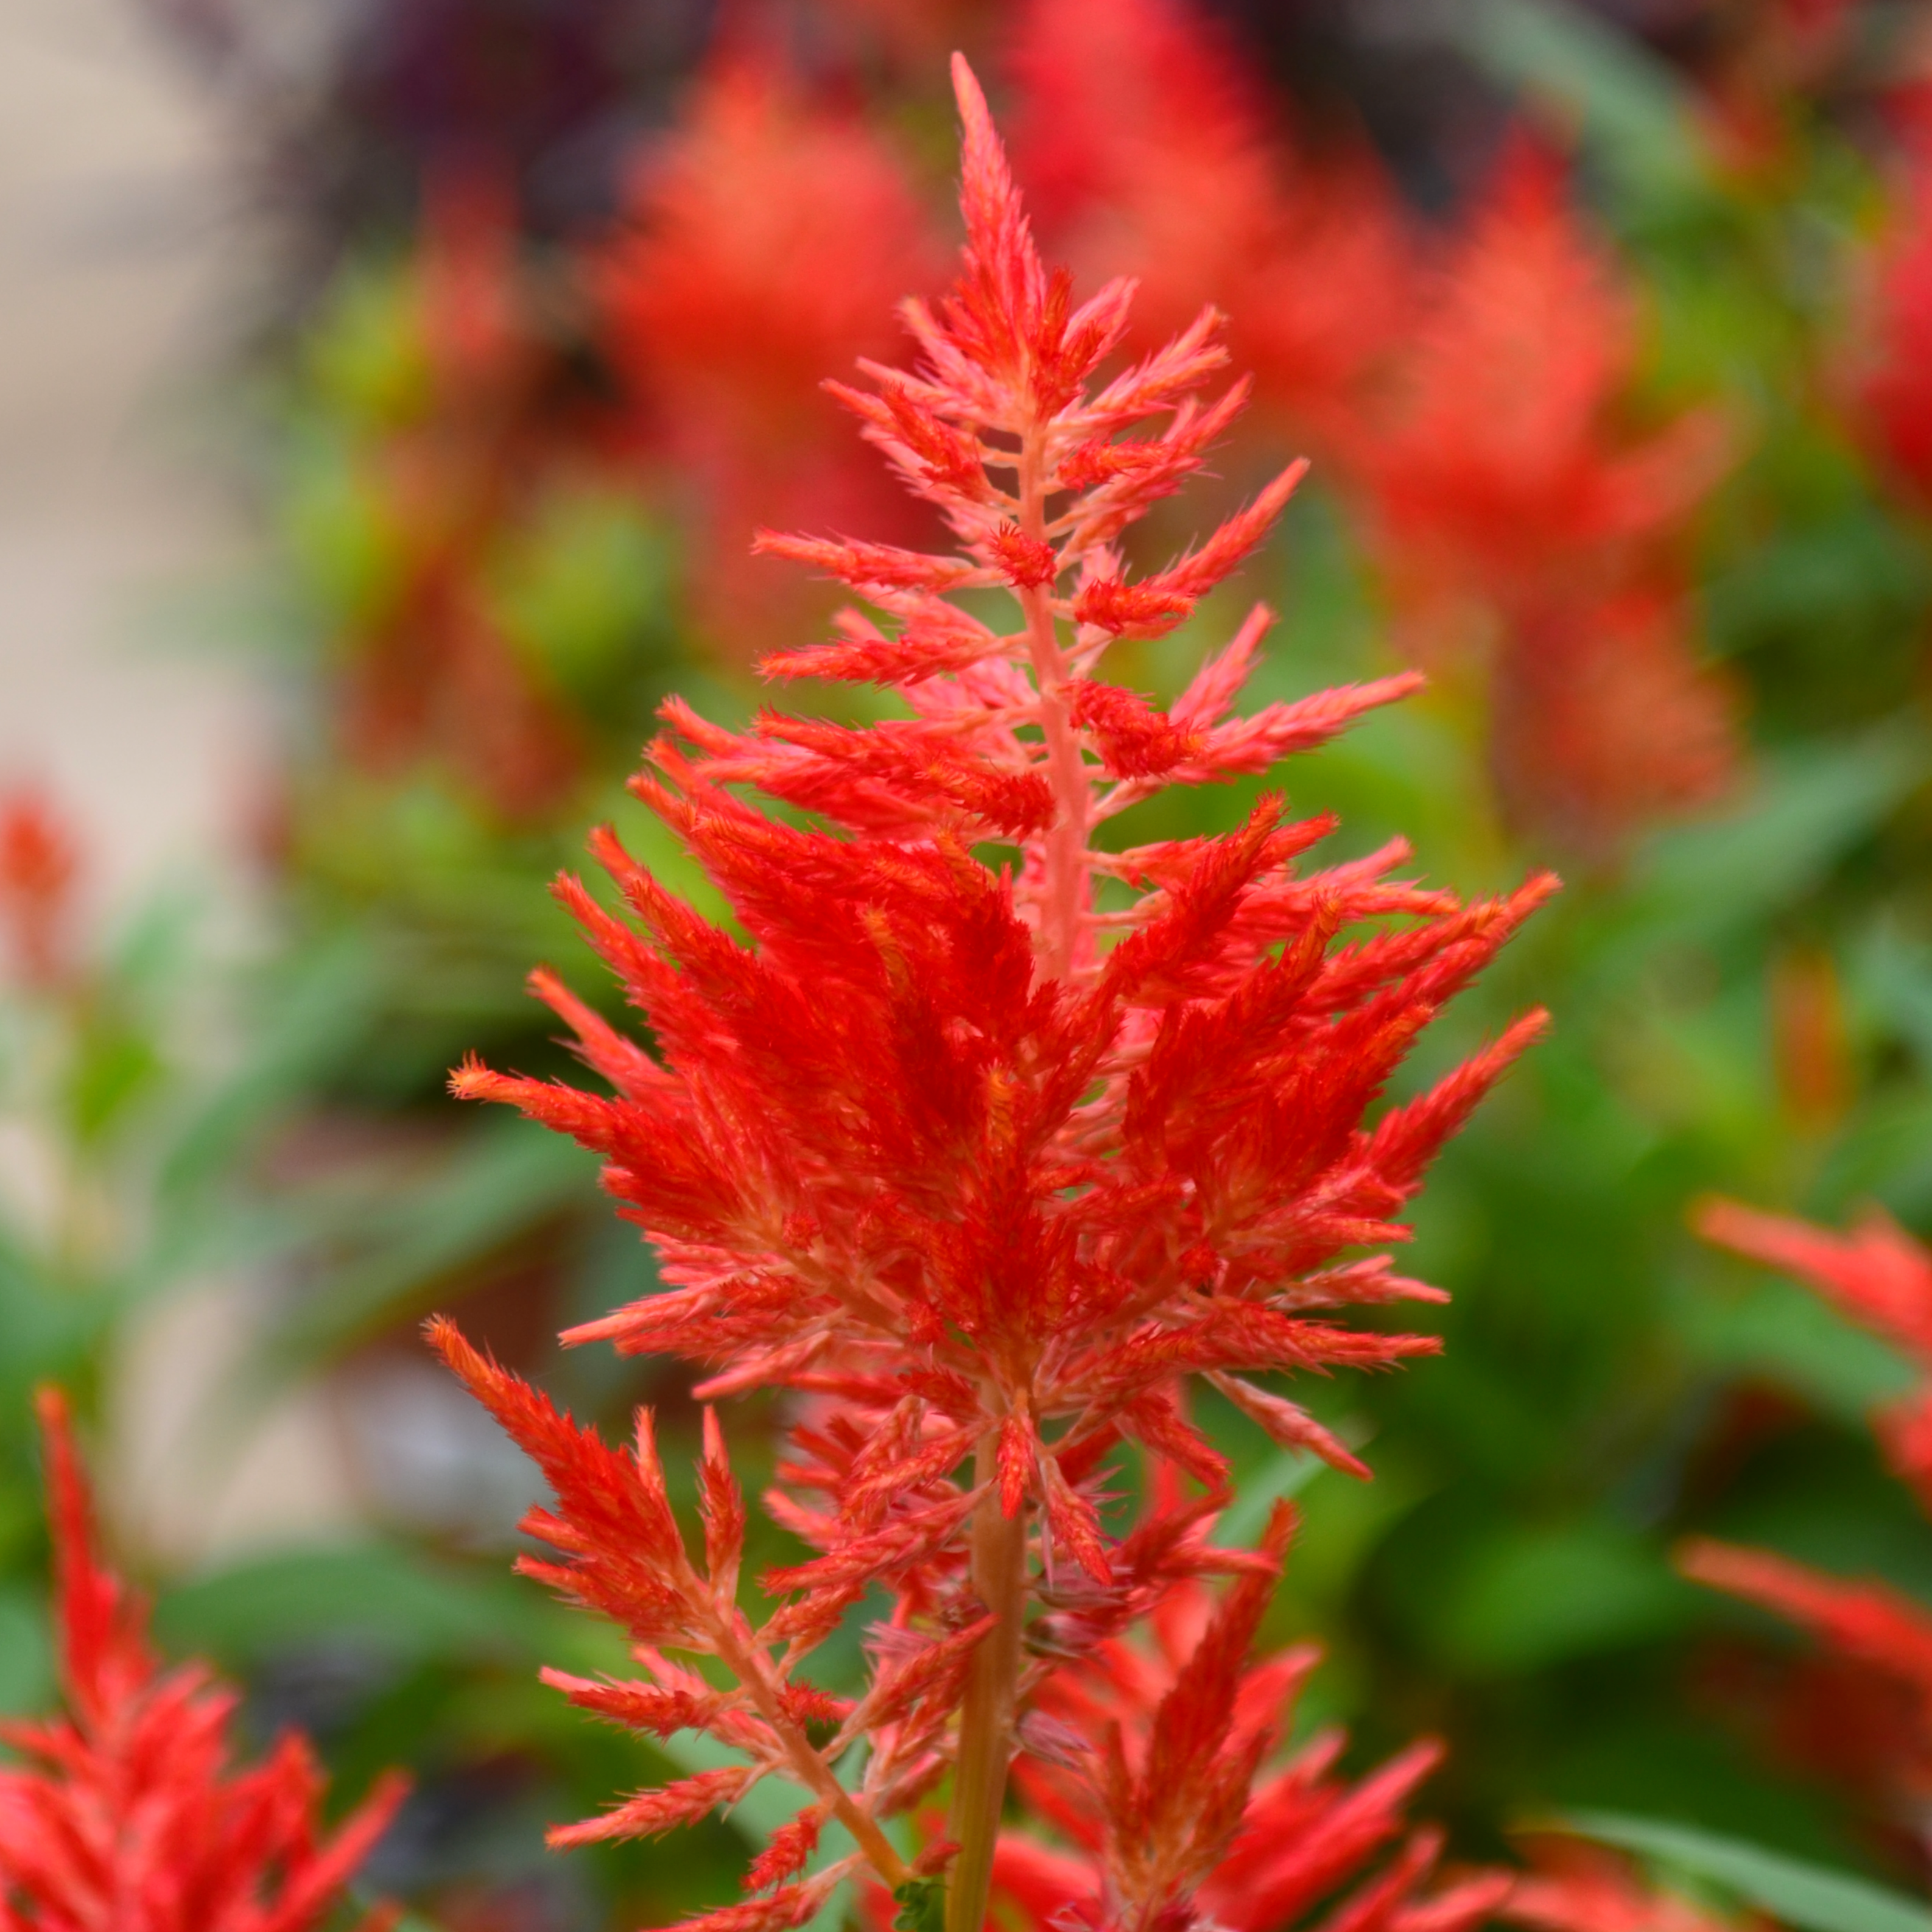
0,1389,408,1931
440,54,1550,1932
593,57,945,656
1007,0,1414,449
1686,1198,1932,1823
994,1504,1513,1932
1696,1198,1932,1508
1349,136,1735,852
340,165,583,820
1851,111,1932,508
1503,1840,1739,1932
1679,1537,1932,1732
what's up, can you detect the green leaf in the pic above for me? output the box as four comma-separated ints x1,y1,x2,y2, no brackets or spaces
153,1542,558,1666
261,1117,596,1372
893,1878,946,1932
1218,1447,1326,1548
1451,0,1710,207
156,931,386,1208
1631,727,1931,945
1432,1522,1695,1674
1676,1276,1917,1428
0,1587,52,1715
1561,1811,1932,1932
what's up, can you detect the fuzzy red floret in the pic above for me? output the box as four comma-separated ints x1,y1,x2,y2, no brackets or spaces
0,1391,407,1932
1346,134,1735,851
1687,1198,1932,1811
1697,1197,1932,1510
995,1508,1514,1932
1679,1536,1932,1721
1503,1841,1735,1932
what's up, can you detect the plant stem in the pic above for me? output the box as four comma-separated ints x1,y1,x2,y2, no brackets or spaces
945,1439,1030,1932
1015,418,1091,985
708,1605,912,1890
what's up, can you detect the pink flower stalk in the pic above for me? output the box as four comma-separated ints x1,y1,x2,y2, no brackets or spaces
438,54,1551,1932
0,1390,408,1931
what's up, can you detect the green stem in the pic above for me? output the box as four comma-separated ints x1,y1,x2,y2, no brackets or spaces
945,1445,1030,1932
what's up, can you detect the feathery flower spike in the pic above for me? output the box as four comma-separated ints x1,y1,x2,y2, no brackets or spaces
1852,106,1932,508
1007,0,1416,452
444,53,1551,1932
1697,1198,1932,1509
1687,1198,1932,1814
593,56,944,659
0,1389,408,1931
994,1504,1514,1932
1503,1840,1740,1932
1347,136,1735,852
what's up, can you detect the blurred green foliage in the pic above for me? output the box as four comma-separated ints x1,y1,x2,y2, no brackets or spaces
12,4,1932,1929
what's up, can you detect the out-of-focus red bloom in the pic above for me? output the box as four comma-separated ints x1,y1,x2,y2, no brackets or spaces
0,1389,408,1931
1007,0,1414,449
0,787,80,990
1687,1200,1932,1820
440,55,1548,1932
340,165,583,820
1696,1198,1932,1508
1691,0,1860,183
1851,115,1932,510
994,1505,1513,1932
1350,137,1736,854
1486,581,1737,859
1767,946,1852,1134
1503,1838,1740,1932
1693,1635,1932,1808
592,59,945,657
1679,1537,1932,1735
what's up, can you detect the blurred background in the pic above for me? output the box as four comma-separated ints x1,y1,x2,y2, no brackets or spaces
7,0,1932,1925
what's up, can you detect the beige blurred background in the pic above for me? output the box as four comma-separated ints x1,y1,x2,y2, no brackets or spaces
1,0,366,1559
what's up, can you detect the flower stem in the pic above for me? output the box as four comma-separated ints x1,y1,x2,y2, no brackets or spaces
1016,429,1089,984
707,1601,912,1889
946,1444,1030,1932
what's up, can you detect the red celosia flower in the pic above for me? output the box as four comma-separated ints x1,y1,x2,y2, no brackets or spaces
1679,1537,1932,1735
1503,1839,1739,1932
439,55,1550,1932
1485,580,1738,860
1696,1197,1932,1509
339,165,583,821
1006,0,1414,449
1686,1198,1932,1819
1348,136,1735,853
0,787,80,990
1851,111,1932,509
0,1389,408,1931
993,1503,1513,1932
1690,0,1859,185
592,57,946,657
